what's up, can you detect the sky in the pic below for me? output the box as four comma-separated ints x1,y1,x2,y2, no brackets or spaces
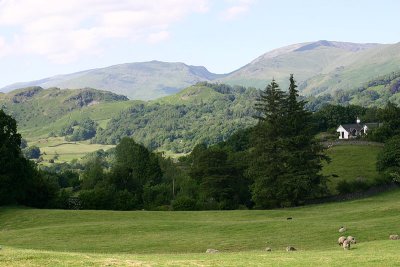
0,0,399,88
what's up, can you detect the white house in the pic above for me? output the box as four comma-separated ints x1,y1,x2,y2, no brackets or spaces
336,118,368,139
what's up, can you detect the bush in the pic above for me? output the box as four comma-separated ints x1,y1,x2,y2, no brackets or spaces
112,190,138,210
172,196,198,211
336,178,371,194
79,188,114,210
23,146,41,159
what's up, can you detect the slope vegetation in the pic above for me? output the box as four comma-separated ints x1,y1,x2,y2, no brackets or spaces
0,86,134,138
93,82,258,152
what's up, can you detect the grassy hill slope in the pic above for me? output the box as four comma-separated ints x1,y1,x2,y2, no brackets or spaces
300,43,400,96
0,86,136,139
323,145,383,193
1,189,399,265
221,41,384,90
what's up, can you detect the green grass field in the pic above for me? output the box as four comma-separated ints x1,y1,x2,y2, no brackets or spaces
29,137,114,163
322,145,382,193
1,189,399,266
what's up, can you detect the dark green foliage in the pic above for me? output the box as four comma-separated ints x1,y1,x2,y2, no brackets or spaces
0,110,76,207
56,170,80,189
172,196,198,210
20,171,60,208
77,137,167,210
248,76,328,208
376,135,400,183
20,138,28,149
312,104,368,132
23,146,41,159
65,118,98,141
80,157,105,190
0,109,29,204
336,178,371,194
373,102,400,142
189,147,246,209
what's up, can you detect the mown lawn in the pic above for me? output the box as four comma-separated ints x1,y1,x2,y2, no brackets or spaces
0,189,399,266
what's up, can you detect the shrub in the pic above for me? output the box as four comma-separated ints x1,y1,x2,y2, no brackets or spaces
336,178,371,194
172,196,198,211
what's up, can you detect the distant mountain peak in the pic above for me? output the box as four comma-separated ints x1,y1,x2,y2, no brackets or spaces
294,40,380,52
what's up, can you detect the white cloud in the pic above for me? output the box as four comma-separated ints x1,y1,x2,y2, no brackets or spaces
0,0,209,63
147,31,170,44
220,0,254,21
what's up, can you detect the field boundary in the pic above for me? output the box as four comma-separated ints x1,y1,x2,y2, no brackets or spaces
322,140,384,147
306,182,399,205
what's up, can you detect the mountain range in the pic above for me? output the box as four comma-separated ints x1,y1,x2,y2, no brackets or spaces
2,40,400,100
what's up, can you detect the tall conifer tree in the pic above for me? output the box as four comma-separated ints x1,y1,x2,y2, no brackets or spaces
248,80,287,208
248,76,328,208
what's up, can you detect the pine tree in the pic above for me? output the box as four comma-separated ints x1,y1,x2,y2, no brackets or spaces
248,80,287,208
280,75,328,206
248,76,328,208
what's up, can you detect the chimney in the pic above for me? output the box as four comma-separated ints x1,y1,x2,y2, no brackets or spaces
356,117,361,124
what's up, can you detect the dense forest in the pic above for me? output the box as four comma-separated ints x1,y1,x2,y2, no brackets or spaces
2,76,400,210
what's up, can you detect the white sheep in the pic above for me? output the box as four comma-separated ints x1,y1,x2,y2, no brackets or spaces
347,236,356,244
389,234,399,240
342,239,351,250
338,236,347,246
286,246,296,251
339,226,346,233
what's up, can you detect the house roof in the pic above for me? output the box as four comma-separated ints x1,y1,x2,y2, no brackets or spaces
340,123,365,132
364,123,381,129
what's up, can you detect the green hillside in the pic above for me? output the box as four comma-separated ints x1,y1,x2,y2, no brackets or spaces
0,86,136,139
323,145,383,193
300,43,400,96
221,41,385,91
94,82,258,153
1,189,399,265
306,71,400,109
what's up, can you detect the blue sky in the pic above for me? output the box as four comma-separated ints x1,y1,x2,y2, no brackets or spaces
0,0,399,88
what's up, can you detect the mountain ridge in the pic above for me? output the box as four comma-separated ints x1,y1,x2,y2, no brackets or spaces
2,40,399,100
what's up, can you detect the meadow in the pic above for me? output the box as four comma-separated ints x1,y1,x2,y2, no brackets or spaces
1,189,399,266
29,137,114,163
322,144,383,193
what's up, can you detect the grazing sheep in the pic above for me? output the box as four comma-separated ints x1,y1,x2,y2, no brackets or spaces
286,246,297,251
347,236,356,244
339,226,346,233
389,234,399,240
206,249,219,253
338,236,347,246
287,217,292,220
265,247,272,252
342,239,351,250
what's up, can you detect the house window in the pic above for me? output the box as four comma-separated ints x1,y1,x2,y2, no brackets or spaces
342,132,344,139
